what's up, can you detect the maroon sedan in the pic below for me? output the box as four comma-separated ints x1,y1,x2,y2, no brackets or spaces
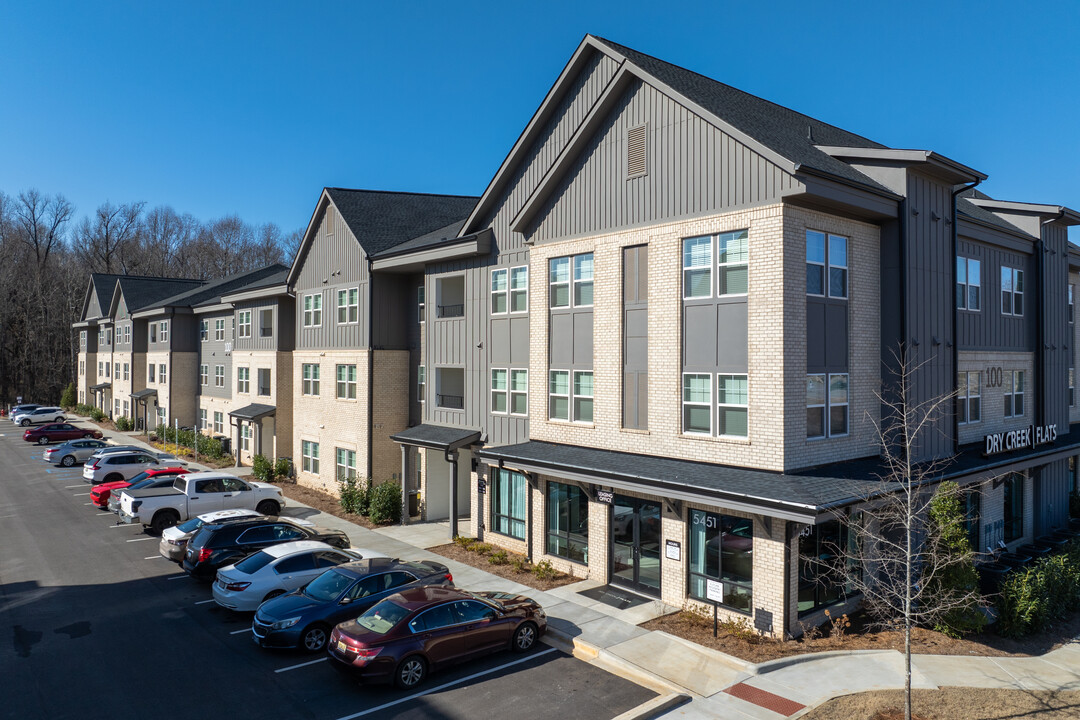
328,586,546,689
23,422,103,445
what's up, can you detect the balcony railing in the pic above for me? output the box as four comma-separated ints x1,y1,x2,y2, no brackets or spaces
436,394,465,410
437,304,465,318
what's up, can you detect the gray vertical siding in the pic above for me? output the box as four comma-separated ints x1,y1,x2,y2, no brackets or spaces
527,80,799,243
1041,223,1071,429
1036,459,1070,534
956,238,1035,351
197,310,233,400
234,299,281,352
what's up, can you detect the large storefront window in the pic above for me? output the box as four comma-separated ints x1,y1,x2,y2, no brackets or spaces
1004,472,1024,542
688,510,752,613
798,518,857,616
492,469,527,540
546,482,588,564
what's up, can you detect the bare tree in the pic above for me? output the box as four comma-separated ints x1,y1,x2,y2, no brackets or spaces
130,205,199,276
12,189,75,268
74,200,145,273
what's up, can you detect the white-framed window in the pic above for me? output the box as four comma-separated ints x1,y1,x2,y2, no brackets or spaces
1070,285,1075,324
147,363,154,383
573,371,594,423
549,257,570,308
510,266,528,312
257,368,271,397
717,374,749,437
238,310,252,338
1001,267,1024,316
79,360,85,376
550,254,593,308
549,370,569,421
80,330,87,348
491,267,529,314
491,269,508,315
240,424,251,452
159,364,167,384
957,371,981,425
956,257,981,311
199,409,207,432
573,254,594,307
491,368,508,413
336,364,357,399
1004,370,1025,418
717,230,749,296
214,365,225,388
149,324,157,343
302,363,320,395
259,309,273,337
807,231,848,299
682,373,712,435
124,325,130,344
213,411,223,434
418,286,425,323
114,362,119,378
335,448,357,479
683,236,712,299
103,362,110,377
510,369,528,415
418,365,425,404
122,363,129,381
159,321,169,343
200,365,208,386
214,318,225,341
200,319,209,341
237,367,249,394
302,440,320,474
337,288,359,324
807,373,849,438
303,293,322,327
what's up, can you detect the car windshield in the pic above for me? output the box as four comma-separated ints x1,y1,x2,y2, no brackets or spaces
127,477,162,490
303,569,353,602
176,517,203,533
356,600,409,635
235,551,274,575
127,471,152,484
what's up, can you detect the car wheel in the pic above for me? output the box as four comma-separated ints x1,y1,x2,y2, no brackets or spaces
150,510,180,533
82,433,95,439
395,656,427,689
55,417,63,423
512,622,538,652
300,624,329,653
61,455,76,467
263,589,285,603
20,419,29,427
36,436,49,445
256,500,280,515
104,473,123,483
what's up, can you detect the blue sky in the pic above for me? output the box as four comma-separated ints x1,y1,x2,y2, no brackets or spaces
2,1,1078,237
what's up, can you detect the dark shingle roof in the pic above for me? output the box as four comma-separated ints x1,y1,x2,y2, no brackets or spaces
144,264,289,311
116,276,205,313
370,219,469,258
89,274,126,317
591,36,893,193
325,188,478,255
391,424,482,450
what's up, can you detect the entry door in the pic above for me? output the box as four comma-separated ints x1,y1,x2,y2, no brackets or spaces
610,495,662,596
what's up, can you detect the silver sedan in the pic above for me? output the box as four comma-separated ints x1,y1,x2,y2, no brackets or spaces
43,439,111,466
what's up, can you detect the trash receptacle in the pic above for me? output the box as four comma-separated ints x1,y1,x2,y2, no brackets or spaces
218,435,231,455
409,491,420,517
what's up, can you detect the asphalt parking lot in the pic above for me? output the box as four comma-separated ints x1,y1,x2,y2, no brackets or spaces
0,424,657,720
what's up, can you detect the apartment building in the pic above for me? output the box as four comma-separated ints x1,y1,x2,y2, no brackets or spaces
385,35,1080,638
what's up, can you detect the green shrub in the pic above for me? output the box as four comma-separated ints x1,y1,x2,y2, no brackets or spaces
369,481,402,525
997,540,1080,638
925,481,986,637
533,560,557,580
511,557,529,573
60,383,76,409
338,475,365,514
453,535,476,549
114,416,134,432
471,543,492,556
488,550,509,565
252,454,274,482
274,457,294,482
157,425,224,459
89,408,106,422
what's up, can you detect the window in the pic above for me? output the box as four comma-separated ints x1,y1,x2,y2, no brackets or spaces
573,371,593,423
80,330,86,349
199,409,207,431
336,364,357,400
159,364,167,384
302,364,320,395
1071,367,1075,408
337,288,359,324
491,369,508,413
510,369,528,415
492,469,527,539
147,363,154,383
237,367,249,394
1004,370,1025,418
417,365,425,404
1003,473,1024,542
302,440,320,474
257,368,271,396
103,362,110,378
200,320,209,342
214,319,225,341
510,266,528,312
682,374,711,435
956,257,981,311
124,325,130,344
213,411,223,434
1071,286,1075,324
807,373,848,438
214,365,225,388
200,365,209,386
717,230,749,296
491,269,508,314
683,236,712,298
1001,267,1024,316
122,363,128,381
159,321,169,343
549,370,569,421
149,324,156,343
573,254,594,307
547,482,587,564
798,518,857,615
806,231,848,299
435,276,465,318
806,231,825,296
335,448,357,479
259,309,273,337
717,375,748,437
549,257,569,308
114,363,119,379
98,361,103,376
79,360,85,376
957,371,981,425
238,310,252,338
689,510,753,613
240,423,251,452
417,286,425,323
303,293,322,327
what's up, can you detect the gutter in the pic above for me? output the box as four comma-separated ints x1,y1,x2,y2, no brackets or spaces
951,179,982,453
367,256,374,482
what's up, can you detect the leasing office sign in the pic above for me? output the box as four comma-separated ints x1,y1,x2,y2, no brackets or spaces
984,424,1057,456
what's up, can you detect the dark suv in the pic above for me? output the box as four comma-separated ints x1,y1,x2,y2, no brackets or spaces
183,516,350,580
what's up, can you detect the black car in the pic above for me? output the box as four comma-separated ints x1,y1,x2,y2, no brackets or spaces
183,516,351,580
252,558,453,652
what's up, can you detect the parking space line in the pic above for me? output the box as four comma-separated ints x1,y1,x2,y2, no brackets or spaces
230,628,250,635
107,524,128,528
72,493,90,496
143,556,162,560
274,657,328,674
195,599,216,605
125,537,155,543
167,575,188,580
83,503,94,506
64,485,84,489
335,648,558,720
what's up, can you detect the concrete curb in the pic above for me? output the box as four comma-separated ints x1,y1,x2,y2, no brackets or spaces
752,648,901,676
543,625,688,697
610,693,692,720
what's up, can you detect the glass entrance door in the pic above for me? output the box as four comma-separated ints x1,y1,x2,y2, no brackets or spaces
610,495,662,596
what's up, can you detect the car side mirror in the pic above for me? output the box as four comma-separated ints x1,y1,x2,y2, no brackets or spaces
339,597,352,605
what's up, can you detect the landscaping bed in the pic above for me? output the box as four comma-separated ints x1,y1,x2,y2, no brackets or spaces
802,687,1080,720
427,539,579,592
134,435,235,469
271,480,383,530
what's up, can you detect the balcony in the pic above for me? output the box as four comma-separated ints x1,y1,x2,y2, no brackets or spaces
436,276,465,319
435,368,465,411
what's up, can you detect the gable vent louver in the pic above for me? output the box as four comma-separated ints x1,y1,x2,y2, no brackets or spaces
627,124,647,178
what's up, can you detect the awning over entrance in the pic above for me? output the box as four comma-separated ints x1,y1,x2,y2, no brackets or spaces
89,382,111,391
229,403,276,421
130,388,157,401
477,441,888,524
391,424,481,451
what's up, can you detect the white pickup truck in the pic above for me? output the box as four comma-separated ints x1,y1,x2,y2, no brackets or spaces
118,471,285,532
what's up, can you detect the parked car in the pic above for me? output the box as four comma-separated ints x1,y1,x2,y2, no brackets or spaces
329,587,546,688
9,403,40,419
213,541,388,611
87,445,187,465
158,509,263,562
91,467,189,510
24,422,103,445
107,471,189,513
182,515,350,581
14,407,65,426
82,450,177,484
43,438,110,466
252,558,453,652
120,472,284,532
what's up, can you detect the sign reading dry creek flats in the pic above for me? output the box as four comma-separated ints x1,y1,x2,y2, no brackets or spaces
984,424,1057,456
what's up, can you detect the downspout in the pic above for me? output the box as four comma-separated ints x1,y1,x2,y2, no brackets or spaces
367,257,375,482
784,521,794,639
951,180,982,453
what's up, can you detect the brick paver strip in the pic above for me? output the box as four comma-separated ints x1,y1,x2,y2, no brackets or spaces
724,682,806,716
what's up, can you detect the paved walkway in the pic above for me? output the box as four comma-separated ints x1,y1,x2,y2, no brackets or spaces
80,418,1080,718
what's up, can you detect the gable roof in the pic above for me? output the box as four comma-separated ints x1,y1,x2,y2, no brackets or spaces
82,273,126,321
136,264,289,315
113,276,205,316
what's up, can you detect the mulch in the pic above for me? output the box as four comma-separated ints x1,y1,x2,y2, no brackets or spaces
803,687,1080,720
271,481,383,530
427,542,579,592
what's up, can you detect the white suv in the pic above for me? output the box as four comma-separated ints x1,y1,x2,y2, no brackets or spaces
15,407,65,426
82,451,174,484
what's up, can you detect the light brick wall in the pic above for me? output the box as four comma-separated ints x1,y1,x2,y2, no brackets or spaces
145,350,197,428
372,350,410,484
957,351,1035,446
232,349,288,464
977,469,1035,553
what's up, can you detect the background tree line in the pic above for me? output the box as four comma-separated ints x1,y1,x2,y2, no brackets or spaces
0,188,302,406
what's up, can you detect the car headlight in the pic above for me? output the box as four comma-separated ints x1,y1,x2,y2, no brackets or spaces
271,617,301,631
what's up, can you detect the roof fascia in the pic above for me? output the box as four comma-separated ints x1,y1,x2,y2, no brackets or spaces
286,189,333,287
967,197,1080,226
220,283,291,304
783,169,900,221
957,215,1036,254
192,303,234,315
816,146,986,184
131,306,185,320
370,230,493,272
106,281,124,320
80,277,97,321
